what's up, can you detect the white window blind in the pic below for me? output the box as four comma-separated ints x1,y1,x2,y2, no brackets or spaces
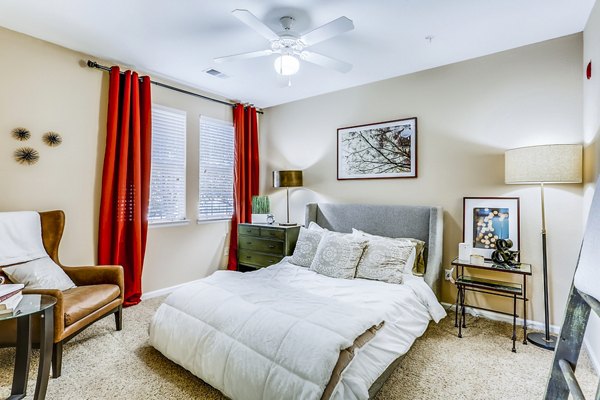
148,105,187,224
198,116,234,220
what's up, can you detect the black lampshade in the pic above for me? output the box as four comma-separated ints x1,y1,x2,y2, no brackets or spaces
273,170,303,188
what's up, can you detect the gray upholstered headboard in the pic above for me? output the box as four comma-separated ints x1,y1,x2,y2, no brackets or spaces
305,203,444,298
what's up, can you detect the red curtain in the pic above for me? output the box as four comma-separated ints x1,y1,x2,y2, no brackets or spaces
228,104,260,270
98,66,152,306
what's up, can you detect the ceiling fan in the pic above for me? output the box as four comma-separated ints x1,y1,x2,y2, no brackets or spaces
215,9,354,76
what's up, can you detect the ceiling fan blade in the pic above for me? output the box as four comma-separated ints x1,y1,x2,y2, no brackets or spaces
214,49,273,63
300,16,354,47
301,51,352,73
232,9,280,42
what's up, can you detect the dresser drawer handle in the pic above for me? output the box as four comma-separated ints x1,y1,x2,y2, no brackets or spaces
246,255,252,259
268,245,275,248
246,241,253,245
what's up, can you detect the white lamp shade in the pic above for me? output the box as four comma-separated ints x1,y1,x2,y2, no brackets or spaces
274,55,300,76
505,144,582,184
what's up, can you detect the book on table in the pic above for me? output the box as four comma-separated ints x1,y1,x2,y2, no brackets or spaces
0,292,24,313
0,283,25,298
0,283,25,315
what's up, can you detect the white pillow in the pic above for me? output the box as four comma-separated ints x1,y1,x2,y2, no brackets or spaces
289,227,325,267
310,233,368,279
308,221,326,231
354,234,416,284
353,229,418,275
404,248,417,274
2,256,76,291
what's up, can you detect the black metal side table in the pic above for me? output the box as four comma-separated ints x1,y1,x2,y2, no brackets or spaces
1,294,56,400
451,258,532,352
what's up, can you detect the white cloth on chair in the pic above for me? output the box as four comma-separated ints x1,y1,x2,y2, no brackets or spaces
0,211,48,265
574,175,600,300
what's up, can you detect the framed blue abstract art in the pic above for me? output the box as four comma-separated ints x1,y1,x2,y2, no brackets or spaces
463,197,520,259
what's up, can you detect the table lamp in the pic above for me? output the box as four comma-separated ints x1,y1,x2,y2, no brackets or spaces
505,144,582,350
272,170,303,226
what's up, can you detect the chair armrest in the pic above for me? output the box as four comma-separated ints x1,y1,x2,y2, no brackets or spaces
62,265,124,292
22,288,64,339
22,287,63,300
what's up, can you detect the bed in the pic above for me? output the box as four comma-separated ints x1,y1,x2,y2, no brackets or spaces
149,203,445,400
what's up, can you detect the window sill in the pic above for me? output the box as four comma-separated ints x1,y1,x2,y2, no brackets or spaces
196,218,231,225
148,219,191,228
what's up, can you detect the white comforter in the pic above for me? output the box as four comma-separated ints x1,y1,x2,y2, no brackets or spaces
149,260,445,400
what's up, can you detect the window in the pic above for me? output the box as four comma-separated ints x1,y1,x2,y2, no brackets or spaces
148,105,187,224
198,116,234,220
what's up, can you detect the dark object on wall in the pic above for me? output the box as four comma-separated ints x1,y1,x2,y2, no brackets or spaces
11,127,31,141
14,147,40,165
491,239,520,266
42,131,63,147
587,61,592,80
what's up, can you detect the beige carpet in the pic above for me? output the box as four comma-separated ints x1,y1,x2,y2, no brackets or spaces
1,297,598,400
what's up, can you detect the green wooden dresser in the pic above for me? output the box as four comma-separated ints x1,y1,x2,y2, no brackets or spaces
238,223,300,269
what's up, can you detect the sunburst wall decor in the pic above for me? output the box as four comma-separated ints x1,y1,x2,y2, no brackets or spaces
11,127,31,141
14,147,40,165
42,131,62,147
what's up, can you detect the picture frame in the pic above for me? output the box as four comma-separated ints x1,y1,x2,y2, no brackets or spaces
463,197,520,260
337,117,417,180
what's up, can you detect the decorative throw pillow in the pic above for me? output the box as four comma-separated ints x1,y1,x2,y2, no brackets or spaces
2,256,76,291
308,221,326,231
354,235,415,284
407,238,426,276
353,229,425,275
310,233,368,279
289,227,325,267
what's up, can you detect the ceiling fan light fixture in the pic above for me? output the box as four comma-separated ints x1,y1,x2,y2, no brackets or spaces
274,54,300,76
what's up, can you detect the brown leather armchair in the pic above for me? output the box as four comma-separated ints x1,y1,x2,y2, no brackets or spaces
0,210,124,378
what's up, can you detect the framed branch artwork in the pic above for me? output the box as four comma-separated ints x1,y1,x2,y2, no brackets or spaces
463,197,520,260
337,117,417,180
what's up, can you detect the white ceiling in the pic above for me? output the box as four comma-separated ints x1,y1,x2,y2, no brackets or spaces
0,0,595,108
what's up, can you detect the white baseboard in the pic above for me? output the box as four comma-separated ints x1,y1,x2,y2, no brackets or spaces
441,302,560,334
141,279,203,300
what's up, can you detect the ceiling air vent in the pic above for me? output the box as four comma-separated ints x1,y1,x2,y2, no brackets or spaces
204,68,229,79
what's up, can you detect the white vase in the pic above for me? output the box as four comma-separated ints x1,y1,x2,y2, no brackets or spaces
251,214,269,224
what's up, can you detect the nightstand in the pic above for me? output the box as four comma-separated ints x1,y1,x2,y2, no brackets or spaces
451,257,532,352
238,223,300,269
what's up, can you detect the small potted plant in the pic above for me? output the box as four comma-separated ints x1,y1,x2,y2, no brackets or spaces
251,195,273,224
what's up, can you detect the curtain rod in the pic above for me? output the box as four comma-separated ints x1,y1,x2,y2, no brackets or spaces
86,60,263,113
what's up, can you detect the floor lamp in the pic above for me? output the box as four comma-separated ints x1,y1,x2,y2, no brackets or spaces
272,170,303,226
505,144,582,350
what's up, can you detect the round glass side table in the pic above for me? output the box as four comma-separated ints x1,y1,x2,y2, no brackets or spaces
1,294,56,400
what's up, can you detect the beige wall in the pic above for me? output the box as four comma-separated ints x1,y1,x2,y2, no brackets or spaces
583,0,600,371
261,34,584,326
0,27,232,294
